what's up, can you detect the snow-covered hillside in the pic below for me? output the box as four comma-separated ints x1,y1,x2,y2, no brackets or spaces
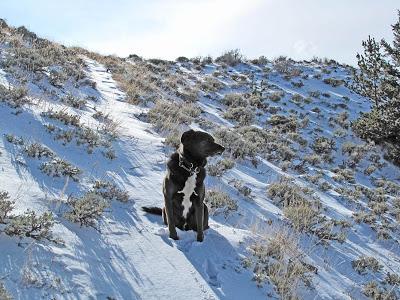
0,22,399,300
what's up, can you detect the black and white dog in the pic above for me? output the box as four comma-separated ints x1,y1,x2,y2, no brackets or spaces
143,129,224,242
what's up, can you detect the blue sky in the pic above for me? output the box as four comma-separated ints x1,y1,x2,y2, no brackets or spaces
0,0,398,65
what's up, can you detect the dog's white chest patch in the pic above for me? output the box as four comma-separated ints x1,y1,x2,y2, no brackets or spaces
178,173,198,218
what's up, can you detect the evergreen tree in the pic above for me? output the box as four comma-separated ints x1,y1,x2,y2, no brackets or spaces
352,11,400,166
354,36,386,107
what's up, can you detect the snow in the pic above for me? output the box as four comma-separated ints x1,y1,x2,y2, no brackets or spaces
0,59,270,299
1,48,399,299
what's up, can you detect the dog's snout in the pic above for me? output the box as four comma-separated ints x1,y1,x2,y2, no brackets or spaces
216,144,225,154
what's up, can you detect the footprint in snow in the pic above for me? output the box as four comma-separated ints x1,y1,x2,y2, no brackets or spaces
204,259,220,287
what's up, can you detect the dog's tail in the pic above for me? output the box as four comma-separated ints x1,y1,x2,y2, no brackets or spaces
142,206,162,215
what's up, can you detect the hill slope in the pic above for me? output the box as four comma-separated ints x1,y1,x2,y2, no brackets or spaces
0,23,399,299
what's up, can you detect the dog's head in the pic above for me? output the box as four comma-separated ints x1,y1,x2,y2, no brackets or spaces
180,129,225,159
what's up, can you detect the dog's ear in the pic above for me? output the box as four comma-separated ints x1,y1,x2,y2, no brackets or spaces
181,129,195,143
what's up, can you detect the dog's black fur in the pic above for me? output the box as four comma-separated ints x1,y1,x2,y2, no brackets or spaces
143,129,224,242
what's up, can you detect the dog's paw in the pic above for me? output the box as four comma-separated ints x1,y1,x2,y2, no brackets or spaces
169,233,179,240
196,232,204,242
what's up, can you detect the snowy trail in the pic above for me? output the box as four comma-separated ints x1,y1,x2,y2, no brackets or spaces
81,59,217,299
70,59,266,300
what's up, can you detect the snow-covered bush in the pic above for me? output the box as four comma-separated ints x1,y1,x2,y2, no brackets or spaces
64,192,108,227
4,134,24,145
48,68,67,88
92,180,129,203
291,80,304,88
75,126,101,151
40,158,81,181
363,280,398,300
5,210,54,240
352,256,383,275
0,191,14,224
24,142,54,159
205,190,237,216
42,109,81,126
61,93,87,109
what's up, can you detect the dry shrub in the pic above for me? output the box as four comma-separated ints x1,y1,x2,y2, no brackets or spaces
247,226,315,299
205,190,238,216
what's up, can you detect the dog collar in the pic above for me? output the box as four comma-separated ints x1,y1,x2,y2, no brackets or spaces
178,154,201,175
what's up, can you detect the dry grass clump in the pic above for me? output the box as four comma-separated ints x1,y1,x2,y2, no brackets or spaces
311,136,335,159
42,109,81,126
268,178,321,232
1,26,86,81
246,227,315,299
268,91,284,102
176,87,199,103
331,167,355,183
0,84,30,108
323,77,344,87
205,190,238,216
61,93,87,109
215,49,243,66
105,59,159,106
230,179,252,199
0,281,12,300
148,100,201,132
200,76,224,92
223,107,255,126
267,115,298,133
330,111,350,129
221,93,248,108
207,158,235,177
214,128,257,159
363,280,399,300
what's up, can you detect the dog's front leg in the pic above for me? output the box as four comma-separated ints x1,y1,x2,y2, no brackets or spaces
164,177,179,240
195,185,205,242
